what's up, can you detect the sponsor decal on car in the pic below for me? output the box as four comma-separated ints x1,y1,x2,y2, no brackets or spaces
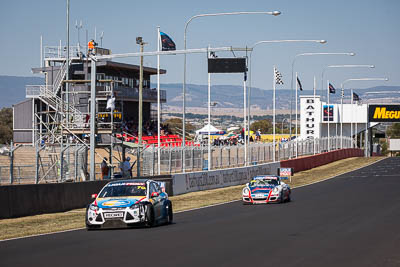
107,182,146,187
104,212,124,219
102,200,131,207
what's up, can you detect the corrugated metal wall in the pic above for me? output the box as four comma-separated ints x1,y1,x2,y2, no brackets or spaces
13,99,33,143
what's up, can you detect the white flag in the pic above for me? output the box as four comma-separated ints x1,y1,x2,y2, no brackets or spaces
106,94,115,110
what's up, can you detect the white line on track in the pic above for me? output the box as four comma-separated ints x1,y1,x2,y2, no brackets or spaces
0,157,386,243
0,228,86,242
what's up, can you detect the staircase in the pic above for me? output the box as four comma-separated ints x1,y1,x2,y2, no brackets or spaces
26,59,85,130
52,59,70,95
38,85,84,128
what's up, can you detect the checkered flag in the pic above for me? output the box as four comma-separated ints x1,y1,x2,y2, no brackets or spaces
274,68,284,85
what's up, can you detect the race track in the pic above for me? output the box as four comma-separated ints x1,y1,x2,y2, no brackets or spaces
1,157,400,267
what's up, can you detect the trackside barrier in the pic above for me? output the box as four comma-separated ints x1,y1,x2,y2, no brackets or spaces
280,148,364,173
172,162,281,195
0,175,172,219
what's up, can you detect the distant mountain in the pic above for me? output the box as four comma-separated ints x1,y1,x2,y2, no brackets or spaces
160,83,400,109
0,75,44,108
0,75,398,109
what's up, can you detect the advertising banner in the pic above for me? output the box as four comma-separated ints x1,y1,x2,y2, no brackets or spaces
369,105,400,122
323,105,334,122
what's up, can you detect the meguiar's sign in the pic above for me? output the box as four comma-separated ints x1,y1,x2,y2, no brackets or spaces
369,105,400,122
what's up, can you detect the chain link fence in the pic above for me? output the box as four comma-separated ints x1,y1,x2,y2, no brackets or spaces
142,136,354,175
1,136,355,184
0,144,89,185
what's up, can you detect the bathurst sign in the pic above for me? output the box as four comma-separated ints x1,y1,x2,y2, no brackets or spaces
369,105,400,122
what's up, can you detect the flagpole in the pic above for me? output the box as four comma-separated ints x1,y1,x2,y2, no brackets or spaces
295,72,298,158
355,107,358,148
351,89,354,148
340,83,344,149
273,66,276,162
313,76,316,154
244,68,247,166
208,69,211,171
327,80,330,151
157,26,161,175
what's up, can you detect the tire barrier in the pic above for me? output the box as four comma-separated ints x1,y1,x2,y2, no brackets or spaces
280,148,364,173
0,175,172,219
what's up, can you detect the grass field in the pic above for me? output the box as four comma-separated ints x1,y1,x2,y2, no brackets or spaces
0,156,384,241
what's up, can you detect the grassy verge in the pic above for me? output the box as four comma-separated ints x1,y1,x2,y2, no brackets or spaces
0,156,384,241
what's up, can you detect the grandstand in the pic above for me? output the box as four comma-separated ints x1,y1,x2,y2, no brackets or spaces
9,44,168,183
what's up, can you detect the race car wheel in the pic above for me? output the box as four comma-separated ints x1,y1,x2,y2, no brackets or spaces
165,200,173,224
279,192,285,204
286,194,291,202
145,204,155,227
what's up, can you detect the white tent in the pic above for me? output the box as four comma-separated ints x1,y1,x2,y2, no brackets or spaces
195,124,224,135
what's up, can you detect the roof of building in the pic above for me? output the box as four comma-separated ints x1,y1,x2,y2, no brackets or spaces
32,60,166,75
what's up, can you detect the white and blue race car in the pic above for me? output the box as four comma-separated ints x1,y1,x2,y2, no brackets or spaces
86,179,173,229
242,175,291,204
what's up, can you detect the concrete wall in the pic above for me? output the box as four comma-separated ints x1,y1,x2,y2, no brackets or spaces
280,148,364,173
172,162,280,195
0,176,172,219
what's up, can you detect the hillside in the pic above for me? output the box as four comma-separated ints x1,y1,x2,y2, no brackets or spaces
0,75,398,110
0,75,44,108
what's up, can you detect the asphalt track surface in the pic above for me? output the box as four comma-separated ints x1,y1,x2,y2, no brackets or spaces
1,157,400,267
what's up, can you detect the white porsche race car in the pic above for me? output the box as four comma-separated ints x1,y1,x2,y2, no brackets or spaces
242,175,291,204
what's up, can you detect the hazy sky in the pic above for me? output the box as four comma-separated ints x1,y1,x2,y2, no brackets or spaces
0,0,399,91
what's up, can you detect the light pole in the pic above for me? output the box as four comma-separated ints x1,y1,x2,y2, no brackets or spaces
136,37,147,177
290,52,355,140
340,78,388,152
75,20,82,51
321,64,374,151
182,10,281,171
281,118,289,133
248,39,326,162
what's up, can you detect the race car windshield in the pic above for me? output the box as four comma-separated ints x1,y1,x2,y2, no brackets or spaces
250,179,279,186
99,184,147,198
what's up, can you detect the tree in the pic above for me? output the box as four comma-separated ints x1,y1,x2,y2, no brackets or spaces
0,107,13,144
387,123,400,138
250,119,272,134
163,118,195,136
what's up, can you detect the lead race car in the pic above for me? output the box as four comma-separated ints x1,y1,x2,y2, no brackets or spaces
86,179,173,229
242,175,291,204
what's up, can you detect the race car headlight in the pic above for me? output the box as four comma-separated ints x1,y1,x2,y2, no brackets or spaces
273,187,279,193
243,188,250,195
89,204,99,211
129,204,140,210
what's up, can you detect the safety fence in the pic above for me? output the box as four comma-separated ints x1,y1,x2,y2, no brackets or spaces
141,136,353,175
0,136,354,184
0,144,89,185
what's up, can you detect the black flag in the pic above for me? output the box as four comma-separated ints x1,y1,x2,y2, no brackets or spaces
329,83,336,94
160,32,176,51
353,92,360,101
297,77,303,91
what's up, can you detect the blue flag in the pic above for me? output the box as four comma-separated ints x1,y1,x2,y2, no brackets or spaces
160,32,176,51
